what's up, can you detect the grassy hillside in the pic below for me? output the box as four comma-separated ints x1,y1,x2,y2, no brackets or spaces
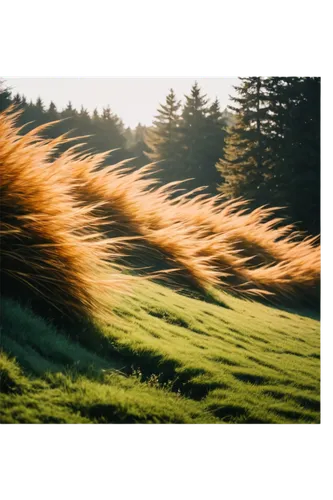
0,282,320,424
0,108,320,424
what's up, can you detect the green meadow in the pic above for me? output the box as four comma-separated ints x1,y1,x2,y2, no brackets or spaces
0,282,320,424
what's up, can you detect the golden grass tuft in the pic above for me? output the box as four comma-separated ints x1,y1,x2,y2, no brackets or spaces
63,149,320,305
0,108,133,320
0,108,320,316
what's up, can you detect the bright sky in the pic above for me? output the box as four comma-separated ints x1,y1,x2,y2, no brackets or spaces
4,77,239,128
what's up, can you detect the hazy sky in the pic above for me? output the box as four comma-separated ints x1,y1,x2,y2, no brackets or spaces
4,77,239,128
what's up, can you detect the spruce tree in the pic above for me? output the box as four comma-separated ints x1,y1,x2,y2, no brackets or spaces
60,101,80,139
216,77,271,203
35,97,45,112
123,126,135,149
79,105,90,119
43,101,61,139
92,108,100,121
217,77,320,234
179,81,210,189
203,98,228,189
47,101,58,120
91,105,126,160
266,77,320,233
62,101,76,118
145,88,182,182
0,81,12,112
13,93,22,106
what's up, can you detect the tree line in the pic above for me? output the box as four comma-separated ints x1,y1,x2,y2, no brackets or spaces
217,77,320,235
0,78,320,234
0,84,147,165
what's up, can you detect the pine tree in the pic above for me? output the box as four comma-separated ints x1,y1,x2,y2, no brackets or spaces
47,101,58,120
92,108,100,121
179,82,210,188
78,105,91,129
217,77,320,234
135,123,147,144
216,77,271,203
123,127,135,149
76,105,91,141
102,105,111,121
0,81,12,112
266,77,320,233
43,101,61,139
203,98,228,189
35,97,44,112
57,101,77,148
145,88,182,182
79,105,90,119
91,105,126,159
62,101,76,118
12,93,23,108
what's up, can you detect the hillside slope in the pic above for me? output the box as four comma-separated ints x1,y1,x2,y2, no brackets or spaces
0,283,320,424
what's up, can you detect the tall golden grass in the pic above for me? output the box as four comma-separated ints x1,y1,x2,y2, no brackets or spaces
63,148,320,304
0,108,132,319
0,108,320,319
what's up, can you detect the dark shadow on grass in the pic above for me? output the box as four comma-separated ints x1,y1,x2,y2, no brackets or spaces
147,309,189,328
0,370,25,395
73,403,146,424
247,356,281,372
267,302,320,322
178,288,232,309
263,390,287,400
233,373,270,385
309,353,320,359
191,329,211,337
208,403,247,422
181,381,229,401
264,348,307,358
262,390,320,416
281,380,317,391
248,334,269,344
234,343,247,350
293,396,320,412
283,350,307,357
211,356,240,367
192,343,207,350
232,335,252,345
274,408,317,422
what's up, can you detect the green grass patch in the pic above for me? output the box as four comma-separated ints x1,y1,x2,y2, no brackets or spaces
0,282,320,423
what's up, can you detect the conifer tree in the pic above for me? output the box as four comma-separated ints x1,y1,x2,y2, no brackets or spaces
92,108,100,121
217,77,320,234
35,97,44,112
216,77,271,203
47,101,58,120
145,88,182,182
266,77,320,233
179,82,209,187
13,93,22,106
203,98,228,189
0,81,12,112
123,126,135,149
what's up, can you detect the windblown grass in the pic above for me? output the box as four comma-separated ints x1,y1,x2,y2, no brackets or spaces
0,108,132,320
61,139,320,305
0,108,320,423
0,107,320,319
